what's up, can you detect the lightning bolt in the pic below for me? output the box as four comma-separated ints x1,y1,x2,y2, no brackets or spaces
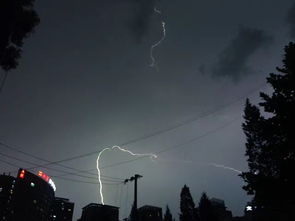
158,158,242,174
150,7,166,69
96,146,157,205
209,163,242,174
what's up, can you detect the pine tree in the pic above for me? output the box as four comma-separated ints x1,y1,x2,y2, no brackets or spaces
164,205,173,221
198,193,215,221
241,42,295,219
180,185,197,221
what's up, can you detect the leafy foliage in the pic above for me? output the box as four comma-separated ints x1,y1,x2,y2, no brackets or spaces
0,0,39,71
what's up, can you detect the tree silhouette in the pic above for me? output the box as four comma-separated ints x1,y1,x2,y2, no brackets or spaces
198,193,215,221
163,205,173,221
241,42,295,220
180,185,197,221
0,0,39,92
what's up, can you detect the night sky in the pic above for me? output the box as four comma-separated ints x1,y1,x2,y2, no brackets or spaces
1,0,295,220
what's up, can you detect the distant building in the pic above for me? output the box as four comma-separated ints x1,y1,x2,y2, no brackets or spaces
210,198,232,221
0,174,15,220
0,169,55,221
138,205,162,221
50,197,74,221
79,203,119,221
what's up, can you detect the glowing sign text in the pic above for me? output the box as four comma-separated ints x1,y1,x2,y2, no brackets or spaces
38,171,56,191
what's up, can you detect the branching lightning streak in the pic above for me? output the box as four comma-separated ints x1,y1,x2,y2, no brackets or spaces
150,7,166,69
159,158,242,174
96,146,157,205
209,163,242,174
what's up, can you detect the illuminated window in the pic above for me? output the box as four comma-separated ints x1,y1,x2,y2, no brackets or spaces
246,206,253,211
33,200,37,204
30,182,35,187
0,187,2,192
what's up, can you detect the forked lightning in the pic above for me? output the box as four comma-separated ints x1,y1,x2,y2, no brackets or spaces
96,146,157,204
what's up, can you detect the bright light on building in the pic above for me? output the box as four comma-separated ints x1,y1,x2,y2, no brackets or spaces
49,178,56,192
246,206,253,211
19,170,25,179
37,171,56,191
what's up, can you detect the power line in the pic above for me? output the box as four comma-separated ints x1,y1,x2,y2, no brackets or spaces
3,83,267,170
1,113,241,183
0,141,124,181
0,83,266,183
98,116,241,168
0,158,121,185
156,116,241,155
1,115,241,185
49,115,241,178
53,176,122,185
0,158,21,170
0,151,122,182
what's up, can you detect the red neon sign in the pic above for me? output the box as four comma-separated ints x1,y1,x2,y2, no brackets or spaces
19,170,25,179
38,171,50,182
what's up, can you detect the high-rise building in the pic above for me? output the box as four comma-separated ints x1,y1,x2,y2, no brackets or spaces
78,203,119,221
0,169,56,221
138,205,162,221
0,174,15,220
50,197,74,221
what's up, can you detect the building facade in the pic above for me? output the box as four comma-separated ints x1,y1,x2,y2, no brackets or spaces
0,169,55,221
50,197,74,221
0,174,15,221
78,203,119,221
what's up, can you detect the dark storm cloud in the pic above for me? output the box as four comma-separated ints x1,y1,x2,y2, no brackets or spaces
128,0,157,41
287,3,295,38
212,27,272,81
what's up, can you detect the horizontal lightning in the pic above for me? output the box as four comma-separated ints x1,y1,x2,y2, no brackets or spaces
96,146,157,205
209,163,242,174
158,158,242,174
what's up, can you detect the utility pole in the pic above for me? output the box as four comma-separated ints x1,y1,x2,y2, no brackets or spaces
124,174,143,221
